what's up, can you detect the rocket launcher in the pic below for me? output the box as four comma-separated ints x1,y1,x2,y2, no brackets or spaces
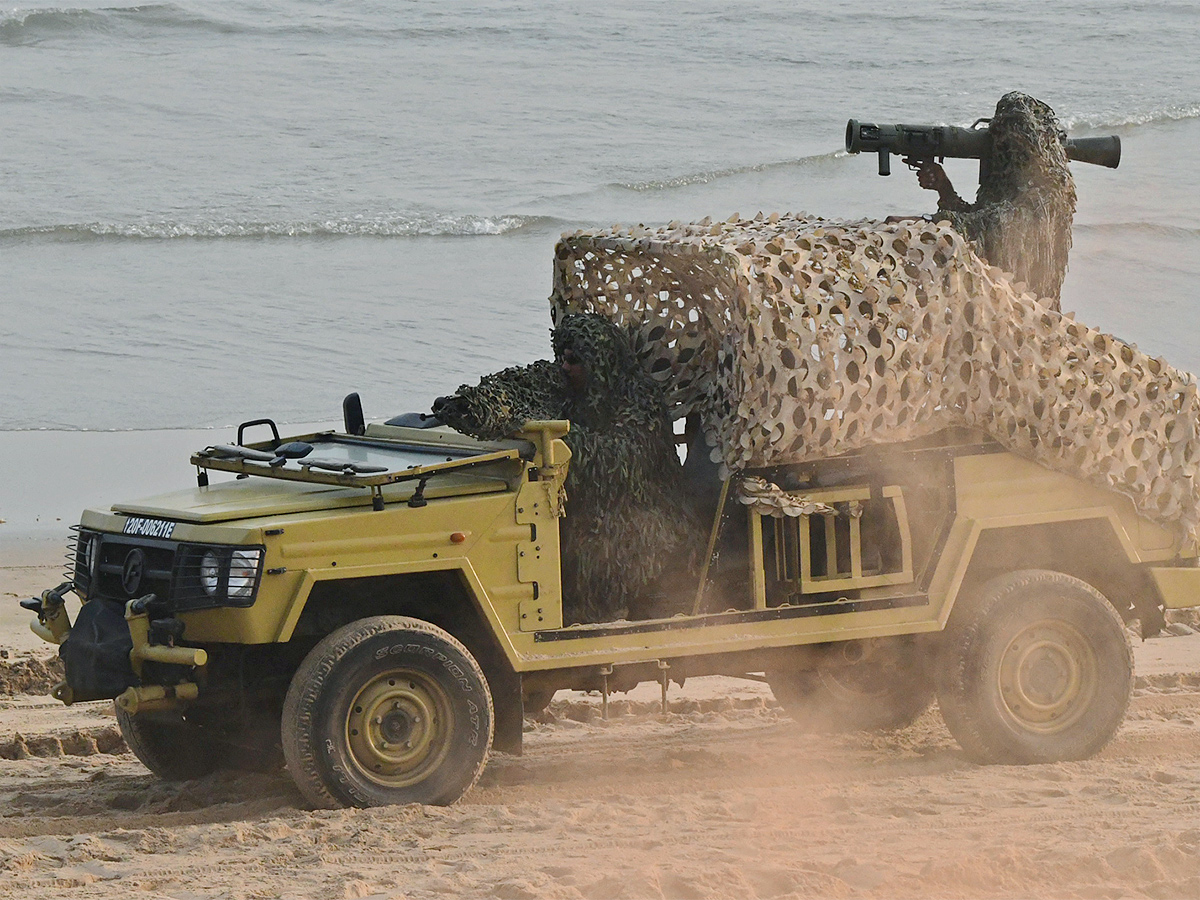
845,118,1121,176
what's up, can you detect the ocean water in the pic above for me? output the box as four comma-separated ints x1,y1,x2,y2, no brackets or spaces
2,0,1199,435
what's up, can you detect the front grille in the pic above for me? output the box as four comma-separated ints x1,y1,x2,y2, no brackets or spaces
72,528,263,611
69,526,89,596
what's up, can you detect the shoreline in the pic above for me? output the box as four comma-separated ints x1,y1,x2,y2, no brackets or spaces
0,422,340,543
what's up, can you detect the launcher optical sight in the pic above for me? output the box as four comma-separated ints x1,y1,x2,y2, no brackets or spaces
845,118,1121,177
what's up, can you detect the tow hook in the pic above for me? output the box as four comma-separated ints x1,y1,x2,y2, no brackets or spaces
125,595,208,671
115,682,200,714
20,581,74,645
119,596,207,713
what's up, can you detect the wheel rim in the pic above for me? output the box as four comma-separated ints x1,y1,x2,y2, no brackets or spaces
997,618,1098,734
344,669,453,788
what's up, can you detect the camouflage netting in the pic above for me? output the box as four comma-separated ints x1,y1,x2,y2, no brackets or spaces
550,214,1200,540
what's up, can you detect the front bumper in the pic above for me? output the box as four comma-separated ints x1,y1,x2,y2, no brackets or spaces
24,583,206,711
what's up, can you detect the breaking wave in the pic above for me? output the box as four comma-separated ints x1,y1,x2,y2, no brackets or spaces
1061,105,1200,130
0,3,527,45
0,4,235,44
0,213,552,241
0,6,114,42
613,151,844,192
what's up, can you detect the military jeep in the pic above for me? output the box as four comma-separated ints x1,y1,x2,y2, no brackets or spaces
22,405,1200,808
22,207,1200,807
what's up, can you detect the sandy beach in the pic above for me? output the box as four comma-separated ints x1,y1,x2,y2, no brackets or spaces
3,542,1200,900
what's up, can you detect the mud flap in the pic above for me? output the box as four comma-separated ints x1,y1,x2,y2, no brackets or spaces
488,662,523,756
59,599,137,701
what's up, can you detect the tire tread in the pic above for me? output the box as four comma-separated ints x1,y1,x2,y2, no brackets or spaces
115,706,219,781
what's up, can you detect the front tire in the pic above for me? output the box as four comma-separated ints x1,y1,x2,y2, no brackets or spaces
282,616,493,809
935,570,1133,764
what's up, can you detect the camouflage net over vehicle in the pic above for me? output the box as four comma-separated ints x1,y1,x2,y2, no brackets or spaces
550,213,1200,539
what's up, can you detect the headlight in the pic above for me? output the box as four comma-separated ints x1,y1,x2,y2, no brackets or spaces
200,550,221,597
75,532,100,597
83,534,98,581
228,549,261,599
175,544,266,609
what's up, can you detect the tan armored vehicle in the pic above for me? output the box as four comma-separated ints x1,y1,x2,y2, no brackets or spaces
23,214,1200,809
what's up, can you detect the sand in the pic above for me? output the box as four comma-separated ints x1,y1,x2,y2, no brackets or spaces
4,554,1200,899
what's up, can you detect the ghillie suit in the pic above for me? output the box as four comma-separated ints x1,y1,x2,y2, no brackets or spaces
936,92,1077,309
434,360,565,440
434,313,703,625
550,213,1200,541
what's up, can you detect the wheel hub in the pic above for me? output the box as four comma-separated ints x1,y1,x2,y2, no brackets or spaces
345,670,452,787
997,619,1097,733
821,645,905,700
380,708,415,745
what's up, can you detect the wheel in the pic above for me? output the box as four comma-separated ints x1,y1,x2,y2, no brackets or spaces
116,704,282,779
115,706,219,781
935,570,1133,765
523,689,556,717
767,639,934,732
282,616,494,809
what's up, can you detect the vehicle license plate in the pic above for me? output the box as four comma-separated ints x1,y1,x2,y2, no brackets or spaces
122,517,177,539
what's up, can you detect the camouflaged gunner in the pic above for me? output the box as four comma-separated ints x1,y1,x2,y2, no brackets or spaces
915,92,1077,310
433,313,703,625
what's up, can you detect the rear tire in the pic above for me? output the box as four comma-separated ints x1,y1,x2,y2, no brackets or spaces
115,706,219,781
282,616,493,809
767,640,934,732
935,570,1133,764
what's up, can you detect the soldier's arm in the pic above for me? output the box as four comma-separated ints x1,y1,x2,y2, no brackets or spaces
917,162,972,213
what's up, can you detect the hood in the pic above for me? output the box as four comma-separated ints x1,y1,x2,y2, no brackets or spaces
112,470,509,525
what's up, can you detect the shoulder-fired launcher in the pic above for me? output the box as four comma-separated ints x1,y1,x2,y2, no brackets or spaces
845,118,1121,177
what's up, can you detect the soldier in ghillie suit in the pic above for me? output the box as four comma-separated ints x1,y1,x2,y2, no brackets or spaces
916,91,1077,309
433,313,703,625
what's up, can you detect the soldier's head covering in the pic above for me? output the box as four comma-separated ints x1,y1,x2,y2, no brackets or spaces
978,91,1074,206
552,312,649,428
